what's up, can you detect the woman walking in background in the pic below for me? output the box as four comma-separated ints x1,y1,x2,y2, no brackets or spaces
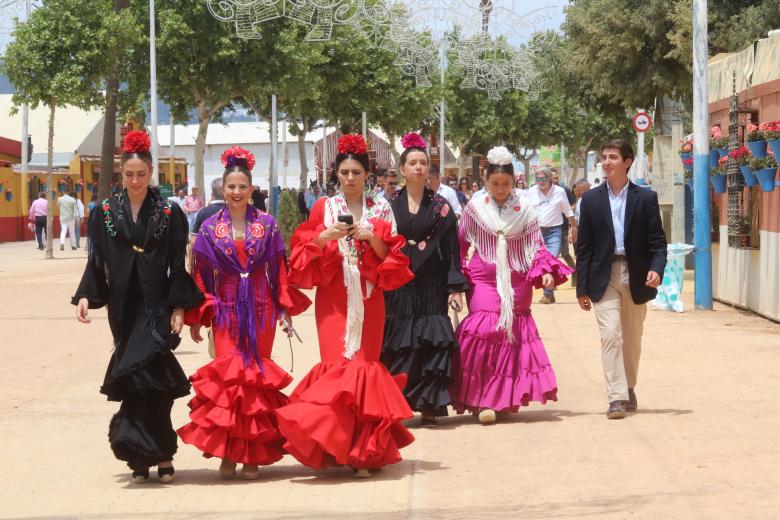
381,132,468,426
73,131,202,483
177,147,309,480
276,134,415,478
452,146,571,424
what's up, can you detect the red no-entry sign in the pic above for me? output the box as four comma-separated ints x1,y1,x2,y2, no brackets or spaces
633,112,652,133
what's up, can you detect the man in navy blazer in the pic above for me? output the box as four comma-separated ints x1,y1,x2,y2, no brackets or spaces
575,139,667,419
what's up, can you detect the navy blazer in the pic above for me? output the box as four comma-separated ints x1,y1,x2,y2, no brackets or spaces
575,181,667,304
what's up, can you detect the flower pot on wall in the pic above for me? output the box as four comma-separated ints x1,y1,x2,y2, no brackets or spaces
755,168,777,192
709,150,720,169
768,139,780,159
740,165,758,187
746,140,767,158
710,174,727,194
680,152,693,172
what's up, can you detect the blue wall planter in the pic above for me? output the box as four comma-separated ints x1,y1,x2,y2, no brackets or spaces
717,148,729,158
756,168,777,192
5,191,12,202
680,152,693,172
768,139,780,159
708,150,720,169
747,140,767,158
710,175,727,194
740,165,758,186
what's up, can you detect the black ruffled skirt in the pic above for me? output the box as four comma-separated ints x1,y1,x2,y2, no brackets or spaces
381,267,459,416
102,300,190,470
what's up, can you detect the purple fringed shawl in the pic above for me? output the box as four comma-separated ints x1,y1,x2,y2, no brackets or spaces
193,206,285,367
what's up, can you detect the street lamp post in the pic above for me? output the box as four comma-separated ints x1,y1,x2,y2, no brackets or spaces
149,0,159,185
693,0,713,310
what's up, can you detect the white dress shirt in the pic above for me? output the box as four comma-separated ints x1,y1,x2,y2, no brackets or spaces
526,185,573,228
76,199,85,219
608,181,629,255
437,184,462,215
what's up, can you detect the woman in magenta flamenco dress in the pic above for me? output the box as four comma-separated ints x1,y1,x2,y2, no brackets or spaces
452,146,572,424
275,134,416,478
177,147,309,480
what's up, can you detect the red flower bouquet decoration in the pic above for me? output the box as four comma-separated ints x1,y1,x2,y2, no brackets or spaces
221,146,256,171
337,134,368,156
124,131,151,153
401,132,428,150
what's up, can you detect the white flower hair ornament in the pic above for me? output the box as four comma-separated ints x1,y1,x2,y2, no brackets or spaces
486,146,513,166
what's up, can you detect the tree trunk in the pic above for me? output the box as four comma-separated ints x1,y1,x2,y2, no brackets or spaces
98,0,130,201
518,156,531,179
45,100,56,259
297,118,309,190
194,104,210,191
385,129,400,167
458,145,468,180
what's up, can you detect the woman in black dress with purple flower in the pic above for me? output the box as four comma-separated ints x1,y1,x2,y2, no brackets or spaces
381,133,468,426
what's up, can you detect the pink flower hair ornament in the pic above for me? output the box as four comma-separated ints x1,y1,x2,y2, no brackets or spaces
401,132,428,150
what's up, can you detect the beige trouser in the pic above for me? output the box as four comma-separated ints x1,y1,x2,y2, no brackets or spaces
593,261,647,403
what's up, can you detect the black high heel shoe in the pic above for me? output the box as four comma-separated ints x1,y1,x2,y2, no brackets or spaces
157,466,175,483
131,468,149,483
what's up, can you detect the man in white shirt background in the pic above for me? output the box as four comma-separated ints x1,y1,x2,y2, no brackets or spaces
56,191,78,251
74,194,85,249
427,166,462,216
526,167,577,304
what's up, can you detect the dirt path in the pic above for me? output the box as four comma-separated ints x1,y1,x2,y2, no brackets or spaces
1,241,778,519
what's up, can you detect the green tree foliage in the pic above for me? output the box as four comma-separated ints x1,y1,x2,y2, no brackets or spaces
277,189,300,253
2,0,114,258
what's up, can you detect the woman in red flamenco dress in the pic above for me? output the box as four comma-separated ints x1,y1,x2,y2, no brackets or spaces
177,147,309,480
275,134,416,478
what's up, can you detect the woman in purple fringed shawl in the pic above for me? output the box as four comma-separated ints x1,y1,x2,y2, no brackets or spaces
451,146,572,424
177,147,309,479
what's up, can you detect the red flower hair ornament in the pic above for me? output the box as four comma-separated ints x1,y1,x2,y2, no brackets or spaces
401,132,428,150
221,146,256,171
337,134,368,156
123,131,151,154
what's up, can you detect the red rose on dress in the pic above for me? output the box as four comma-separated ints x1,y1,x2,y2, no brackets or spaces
248,248,256,256
102,203,110,211
163,207,171,216
250,222,265,238
513,205,521,212
366,197,374,208
214,222,230,238
441,204,449,217
485,196,490,203
418,241,427,251
225,248,233,255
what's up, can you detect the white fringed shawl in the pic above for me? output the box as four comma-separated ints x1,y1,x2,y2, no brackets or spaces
461,192,540,340
323,192,395,359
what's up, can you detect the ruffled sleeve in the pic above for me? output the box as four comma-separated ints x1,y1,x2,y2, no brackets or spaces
166,204,204,309
184,260,216,327
276,257,312,316
360,218,414,291
458,212,474,288
441,214,469,293
71,209,109,308
288,198,342,289
526,246,573,289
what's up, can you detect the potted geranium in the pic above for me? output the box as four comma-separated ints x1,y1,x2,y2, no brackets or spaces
746,123,767,158
709,156,728,194
764,120,780,158
730,146,757,186
710,125,729,161
679,136,694,172
753,154,777,193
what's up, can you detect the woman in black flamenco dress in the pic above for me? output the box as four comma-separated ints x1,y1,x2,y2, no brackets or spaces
381,134,468,426
73,131,202,483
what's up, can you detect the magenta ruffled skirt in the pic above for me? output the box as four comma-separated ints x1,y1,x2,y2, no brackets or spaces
451,251,564,414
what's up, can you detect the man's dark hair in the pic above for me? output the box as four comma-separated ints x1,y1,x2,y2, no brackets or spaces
427,165,440,178
600,139,635,162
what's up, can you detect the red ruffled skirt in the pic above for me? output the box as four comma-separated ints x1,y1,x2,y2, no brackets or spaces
177,355,293,465
275,360,415,470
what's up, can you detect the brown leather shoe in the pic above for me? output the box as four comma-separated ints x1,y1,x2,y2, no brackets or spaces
623,389,638,412
607,401,626,420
